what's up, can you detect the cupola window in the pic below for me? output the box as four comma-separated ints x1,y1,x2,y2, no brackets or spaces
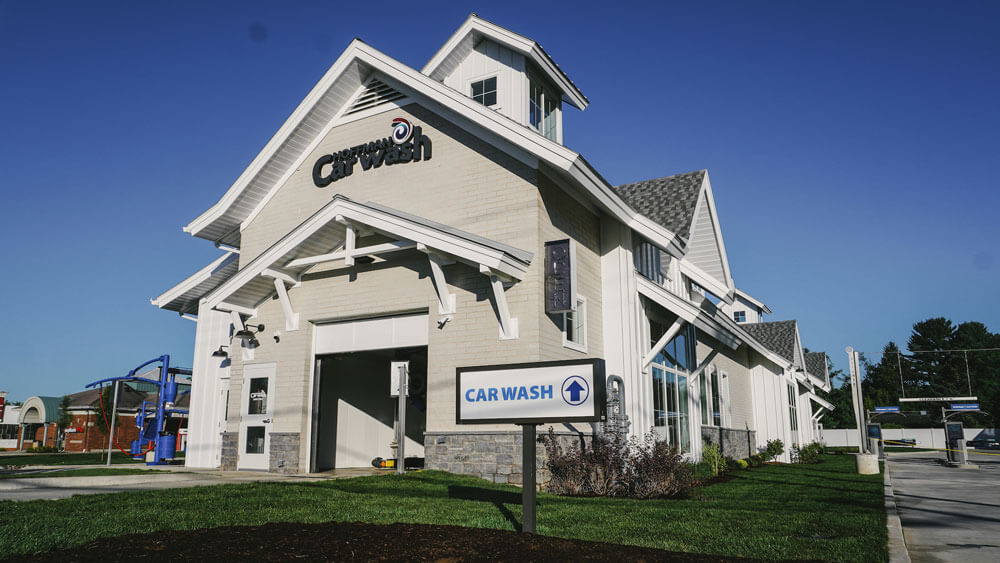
470,76,497,107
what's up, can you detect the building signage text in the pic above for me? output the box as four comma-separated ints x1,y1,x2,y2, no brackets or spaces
456,359,605,424
312,118,432,187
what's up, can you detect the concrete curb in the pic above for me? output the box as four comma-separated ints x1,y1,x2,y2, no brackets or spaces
884,462,911,563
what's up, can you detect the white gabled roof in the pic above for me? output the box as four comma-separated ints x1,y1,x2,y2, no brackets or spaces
735,288,772,315
152,252,239,315
181,35,682,265
422,13,589,110
201,195,533,314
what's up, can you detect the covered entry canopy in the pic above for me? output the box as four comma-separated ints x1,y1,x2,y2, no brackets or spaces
155,195,533,337
19,396,62,424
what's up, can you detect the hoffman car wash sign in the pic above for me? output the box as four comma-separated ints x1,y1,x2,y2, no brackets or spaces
456,358,605,425
312,118,432,187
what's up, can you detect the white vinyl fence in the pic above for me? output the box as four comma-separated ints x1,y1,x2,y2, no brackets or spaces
822,427,987,449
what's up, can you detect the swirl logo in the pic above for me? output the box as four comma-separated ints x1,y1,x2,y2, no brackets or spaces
391,118,412,145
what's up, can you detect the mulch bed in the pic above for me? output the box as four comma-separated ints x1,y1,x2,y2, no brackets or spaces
9,521,760,562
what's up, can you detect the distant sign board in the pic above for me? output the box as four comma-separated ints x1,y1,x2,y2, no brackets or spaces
899,396,977,403
951,403,979,411
456,359,605,424
874,406,900,413
544,239,576,314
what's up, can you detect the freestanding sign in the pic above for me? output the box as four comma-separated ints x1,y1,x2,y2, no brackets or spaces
456,358,605,533
456,359,604,425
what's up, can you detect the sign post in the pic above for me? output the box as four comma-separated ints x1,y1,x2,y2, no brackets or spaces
456,358,605,533
846,347,866,453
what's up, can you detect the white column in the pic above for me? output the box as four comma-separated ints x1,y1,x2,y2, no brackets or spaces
186,303,234,468
600,219,643,438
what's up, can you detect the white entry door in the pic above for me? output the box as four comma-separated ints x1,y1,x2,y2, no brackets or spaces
239,363,275,470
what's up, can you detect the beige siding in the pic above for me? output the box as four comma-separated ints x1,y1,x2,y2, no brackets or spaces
695,333,753,430
686,200,726,284
241,102,539,264
537,173,603,361
227,101,608,472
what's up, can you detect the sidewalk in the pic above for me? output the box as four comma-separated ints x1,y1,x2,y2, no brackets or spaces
0,465,384,501
886,450,1000,563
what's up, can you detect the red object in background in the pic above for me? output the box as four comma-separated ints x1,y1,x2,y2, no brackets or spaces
0,395,5,421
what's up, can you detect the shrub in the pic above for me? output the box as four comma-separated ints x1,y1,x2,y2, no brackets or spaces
27,446,58,453
542,428,694,498
735,458,749,470
765,439,784,461
796,442,823,464
701,441,727,477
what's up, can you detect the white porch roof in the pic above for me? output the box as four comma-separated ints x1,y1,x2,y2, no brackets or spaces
156,196,533,323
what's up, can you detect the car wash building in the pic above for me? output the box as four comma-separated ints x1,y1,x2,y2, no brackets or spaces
153,15,831,479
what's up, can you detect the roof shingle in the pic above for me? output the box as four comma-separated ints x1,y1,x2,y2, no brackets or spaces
742,320,798,364
612,170,705,239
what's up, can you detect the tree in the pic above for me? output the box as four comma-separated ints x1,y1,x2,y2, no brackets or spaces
94,386,116,435
858,317,1000,428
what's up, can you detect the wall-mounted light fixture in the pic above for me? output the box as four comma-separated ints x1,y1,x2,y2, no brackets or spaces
211,346,229,358
235,323,265,340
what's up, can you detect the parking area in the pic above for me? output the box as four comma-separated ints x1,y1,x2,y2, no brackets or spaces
887,450,1000,563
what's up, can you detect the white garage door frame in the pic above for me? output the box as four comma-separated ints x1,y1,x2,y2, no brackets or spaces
306,312,429,472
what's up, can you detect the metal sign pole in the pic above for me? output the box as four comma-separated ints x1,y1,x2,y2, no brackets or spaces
847,347,865,453
521,423,537,533
396,363,406,475
106,381,120,466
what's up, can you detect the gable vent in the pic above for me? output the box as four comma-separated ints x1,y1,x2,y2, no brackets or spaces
344,78,405,115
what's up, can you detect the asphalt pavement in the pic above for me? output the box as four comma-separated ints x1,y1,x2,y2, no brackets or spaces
887,449,1000,563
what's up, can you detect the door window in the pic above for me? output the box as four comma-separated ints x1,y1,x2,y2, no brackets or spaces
248,377,268,415
246,426,265,454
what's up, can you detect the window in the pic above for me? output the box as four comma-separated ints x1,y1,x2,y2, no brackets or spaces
787,383,799,434
529,80,558,141
247,377,268,415
733,311,746,323
0,424,19,440
245,426,265,454
633,236,665,285
563,296,587,351
470,76,497,107
711,368,722,427
649,321,694,452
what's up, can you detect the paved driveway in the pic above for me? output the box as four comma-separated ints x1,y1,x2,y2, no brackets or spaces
887,450,1000,563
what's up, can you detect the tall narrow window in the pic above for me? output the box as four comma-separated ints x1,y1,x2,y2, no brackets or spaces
711,368,722,426
529,80,558,141
788,383,799,434
563,296,587,351
700,368,710,425
470,76,497,107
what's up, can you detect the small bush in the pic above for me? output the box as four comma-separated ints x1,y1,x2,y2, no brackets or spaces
543,428,694,498
701,441,727,477
795,442,824,464
765,439,784,461
735,458,749,470
27,446,59,454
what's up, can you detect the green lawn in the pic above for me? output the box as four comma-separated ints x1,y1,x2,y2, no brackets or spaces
0,451,186,466
0,468,166,480
0,454,886,561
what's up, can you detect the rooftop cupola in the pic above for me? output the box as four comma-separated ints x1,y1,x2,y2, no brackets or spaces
422,14,588,145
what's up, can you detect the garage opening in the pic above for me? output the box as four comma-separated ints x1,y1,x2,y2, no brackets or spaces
313,347,427,470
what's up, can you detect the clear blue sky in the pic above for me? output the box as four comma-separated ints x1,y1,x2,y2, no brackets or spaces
1,1,997,401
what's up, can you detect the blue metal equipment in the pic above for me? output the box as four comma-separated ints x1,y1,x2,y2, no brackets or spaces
86,355,191,465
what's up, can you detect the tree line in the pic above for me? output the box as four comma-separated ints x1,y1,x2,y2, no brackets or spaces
819,317,1000,429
